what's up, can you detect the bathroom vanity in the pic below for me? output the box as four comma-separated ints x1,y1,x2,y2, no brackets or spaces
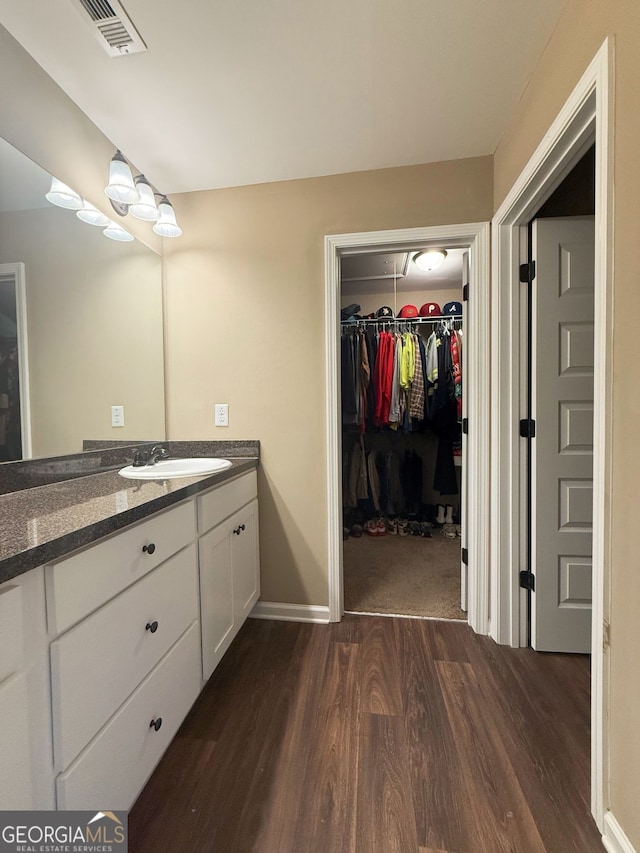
0,441,260,811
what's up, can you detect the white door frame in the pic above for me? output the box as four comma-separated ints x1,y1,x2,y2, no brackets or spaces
490,39,613,830
0,262,32,459
324,222,491,634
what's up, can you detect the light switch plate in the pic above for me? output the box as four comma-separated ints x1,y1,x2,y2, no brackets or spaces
111,405,125,427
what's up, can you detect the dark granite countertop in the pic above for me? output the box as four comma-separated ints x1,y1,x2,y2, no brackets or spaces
0,441,259,585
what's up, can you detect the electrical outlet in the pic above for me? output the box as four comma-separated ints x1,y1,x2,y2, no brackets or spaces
111,405,125,427
215,403,229,427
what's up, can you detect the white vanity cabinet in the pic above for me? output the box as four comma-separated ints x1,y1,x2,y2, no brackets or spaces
0,570,54,809
46,499,201,810
0,462,260,811
198,471,260,680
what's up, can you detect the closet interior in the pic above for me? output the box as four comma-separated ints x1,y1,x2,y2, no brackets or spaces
341,247,466,620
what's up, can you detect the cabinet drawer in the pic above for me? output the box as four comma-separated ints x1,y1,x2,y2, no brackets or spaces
56,622,200,811
46,500,196,635
198,470,257,534
51,544,198,771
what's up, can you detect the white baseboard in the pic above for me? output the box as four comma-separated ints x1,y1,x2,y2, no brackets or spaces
602,811,637,853
249,601,331,623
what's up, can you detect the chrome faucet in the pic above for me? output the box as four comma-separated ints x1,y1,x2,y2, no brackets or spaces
148,444,169,464
132,444,169,467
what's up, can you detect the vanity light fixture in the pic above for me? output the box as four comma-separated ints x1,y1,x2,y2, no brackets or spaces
104,150,183,237
103,220,134,242
76,201,111,227
44,152,182,239
414,249,448,272
129,175,159,221
105,149,141,206
45,177,84,210
152,196,182,238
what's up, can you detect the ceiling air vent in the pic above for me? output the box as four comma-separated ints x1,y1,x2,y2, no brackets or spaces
69,0,147,56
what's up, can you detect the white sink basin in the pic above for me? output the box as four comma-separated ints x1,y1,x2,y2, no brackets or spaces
119,458,232,480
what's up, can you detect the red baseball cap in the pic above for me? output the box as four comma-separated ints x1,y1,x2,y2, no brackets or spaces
419,302,441,317
398,304,419,318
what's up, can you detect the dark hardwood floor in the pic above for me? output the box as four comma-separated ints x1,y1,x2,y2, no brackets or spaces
129,615,603,852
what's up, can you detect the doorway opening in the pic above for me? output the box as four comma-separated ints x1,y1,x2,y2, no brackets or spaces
340,245,467,621
491,40,612,831
324,222,490,635
0,263,31,460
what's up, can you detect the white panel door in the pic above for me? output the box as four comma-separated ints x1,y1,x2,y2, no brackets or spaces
531,216,594,653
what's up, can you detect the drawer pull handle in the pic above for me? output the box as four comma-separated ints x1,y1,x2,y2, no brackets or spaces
149,717,163,732
145,621,159,633
142,543,156,555
233,524,246,535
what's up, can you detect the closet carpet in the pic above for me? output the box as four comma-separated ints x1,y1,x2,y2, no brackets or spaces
343,533,465,620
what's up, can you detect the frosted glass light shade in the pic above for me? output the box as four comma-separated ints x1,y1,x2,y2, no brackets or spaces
104,150,140,205
103,221,134,242
77,201,111,227
45,177,83,210
129,176,159,221
414,249,447,272
152,196,182,237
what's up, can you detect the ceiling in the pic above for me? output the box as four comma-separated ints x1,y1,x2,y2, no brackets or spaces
0,0,568,195
342,248,464,294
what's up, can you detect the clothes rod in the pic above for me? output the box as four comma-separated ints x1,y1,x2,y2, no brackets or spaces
340,314,462,325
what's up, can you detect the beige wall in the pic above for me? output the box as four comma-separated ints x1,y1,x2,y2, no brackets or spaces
0,207,165,457
493,1,640,846
163,157,492,604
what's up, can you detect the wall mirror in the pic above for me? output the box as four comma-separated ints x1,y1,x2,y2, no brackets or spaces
0,137,166,460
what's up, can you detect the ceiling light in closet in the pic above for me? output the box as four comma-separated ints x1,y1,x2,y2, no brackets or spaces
414,249,448,272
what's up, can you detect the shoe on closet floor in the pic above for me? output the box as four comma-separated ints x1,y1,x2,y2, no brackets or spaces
445,505,455,525
384,517,398,535
376,518,387,536
364,519,379,537
408,521,422,536
441,523,457,539
350,523,363,538
435,504,446,525
420,522,433,538
397,518,409,536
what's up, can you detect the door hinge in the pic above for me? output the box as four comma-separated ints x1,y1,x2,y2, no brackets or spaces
462,547,468,566
519,418,536,438
462,418,469,435
463,283,469,302
519,570,535,591
603,619,610,652
519,260,536,283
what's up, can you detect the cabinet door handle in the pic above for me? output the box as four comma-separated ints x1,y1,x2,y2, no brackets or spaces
145,621,159,633
149,717,163,732
142,542,156,554
233,524,246,535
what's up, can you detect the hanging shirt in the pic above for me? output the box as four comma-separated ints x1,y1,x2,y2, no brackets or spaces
409,333,426,420
451,330,462,419
388,334,402,425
